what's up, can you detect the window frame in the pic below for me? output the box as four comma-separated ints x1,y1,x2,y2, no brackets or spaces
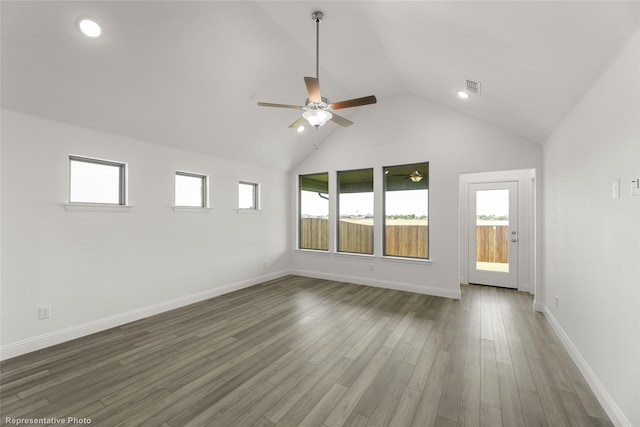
298,172,330,251
382,161,429,260
68,155,127,206
174,170,209,208
337,168,375,256
238,181,260,211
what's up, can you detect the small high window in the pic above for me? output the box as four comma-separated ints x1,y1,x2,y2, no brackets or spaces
299,173,329,251
69,156,126,205
238,182,259,210
383,162,429,259
175,171,208,208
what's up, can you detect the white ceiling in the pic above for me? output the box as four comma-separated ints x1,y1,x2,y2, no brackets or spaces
2,1,638,171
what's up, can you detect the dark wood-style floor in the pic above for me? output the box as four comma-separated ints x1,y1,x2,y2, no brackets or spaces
1,276,612,426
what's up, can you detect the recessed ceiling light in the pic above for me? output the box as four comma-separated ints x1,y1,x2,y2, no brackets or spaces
297,125,305,133
457,91,470,99
78,18,102,38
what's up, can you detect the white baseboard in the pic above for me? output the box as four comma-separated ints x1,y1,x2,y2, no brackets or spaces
1,269,460,360
543,306,631,427
10,272,626,423
533,299,544,312
0,270,290,361
290,268,462,300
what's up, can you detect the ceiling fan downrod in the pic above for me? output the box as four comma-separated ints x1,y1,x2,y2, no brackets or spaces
312,11,323,81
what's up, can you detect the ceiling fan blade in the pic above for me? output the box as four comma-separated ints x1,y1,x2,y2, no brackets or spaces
304,77,322,103
330,113,353,127
331,95,377,110
257,102,303,110
288,116,307,128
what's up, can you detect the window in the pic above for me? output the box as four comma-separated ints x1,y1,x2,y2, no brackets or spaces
69,156,126,205
383,162,429,259
238,182,259,210
299,173,329,251
175,171,208,208
338,168,374,254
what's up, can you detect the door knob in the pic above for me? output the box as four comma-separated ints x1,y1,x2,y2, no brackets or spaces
511,238,518,242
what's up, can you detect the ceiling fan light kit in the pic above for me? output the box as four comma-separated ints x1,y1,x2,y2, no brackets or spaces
303,109,332,127
257,11,377,129
409,171,424,182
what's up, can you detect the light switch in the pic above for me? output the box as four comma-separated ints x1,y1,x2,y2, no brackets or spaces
632,176,640,197
612,179,620,199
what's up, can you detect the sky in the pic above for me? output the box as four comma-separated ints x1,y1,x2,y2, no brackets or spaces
300,189,429,217
475,189,509,217
301,187,510,218
70,160,121,204
71,160,506,216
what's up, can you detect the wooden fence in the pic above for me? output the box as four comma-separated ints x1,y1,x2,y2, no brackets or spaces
476,225,508,263
384,224,428,258
300,219,507,262
339,221,374,254
300,218,427,257
300,218,329,250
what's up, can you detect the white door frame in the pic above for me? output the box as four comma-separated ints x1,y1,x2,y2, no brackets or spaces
459,169,536,295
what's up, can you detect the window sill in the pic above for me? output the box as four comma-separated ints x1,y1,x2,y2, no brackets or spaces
292,250,430,264
380,256,432,265
334,252,376,260
172,206,212,213
236,208,261,214
65,203,133,212
296,248,331,255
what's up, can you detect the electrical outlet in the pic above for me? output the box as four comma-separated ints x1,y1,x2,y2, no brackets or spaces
39,305,51,319
612,180,620,199
631,175,640,197
369,264,374,271
555,296,559,308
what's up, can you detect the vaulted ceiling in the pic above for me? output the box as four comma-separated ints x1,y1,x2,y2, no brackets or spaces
2,1,638,171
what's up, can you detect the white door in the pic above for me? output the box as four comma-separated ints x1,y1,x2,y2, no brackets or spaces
468,182,518,288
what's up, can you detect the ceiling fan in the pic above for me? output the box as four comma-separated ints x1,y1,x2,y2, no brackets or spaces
257,11,377,129
385,169,424,182
407,170,424,182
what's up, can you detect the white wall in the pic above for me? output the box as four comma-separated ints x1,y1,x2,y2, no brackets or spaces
290,94,542,299
542,29,640,427
0,110,289,359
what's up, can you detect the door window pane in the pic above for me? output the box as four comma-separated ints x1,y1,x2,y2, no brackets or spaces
338,168,374,254
475,189,509,272
69,156,125,205
384,163,429,259
299,173,329,250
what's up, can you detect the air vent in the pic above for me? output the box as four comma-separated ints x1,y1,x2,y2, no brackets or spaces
465,78,482,95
